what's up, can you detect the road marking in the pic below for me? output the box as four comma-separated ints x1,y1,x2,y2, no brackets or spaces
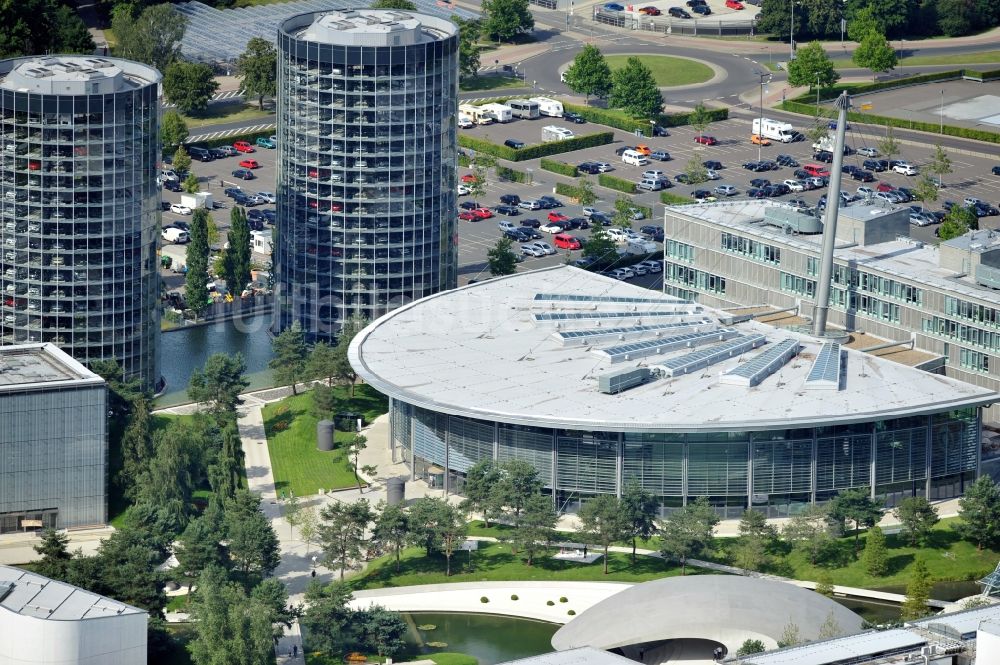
163,89,244,109
186,123,276,143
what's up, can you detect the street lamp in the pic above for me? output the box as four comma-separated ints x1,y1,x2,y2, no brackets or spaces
940,89,944,135
756,72,769,162
789,0,796,61
816,73,821,109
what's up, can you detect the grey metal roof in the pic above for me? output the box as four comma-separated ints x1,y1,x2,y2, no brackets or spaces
806,343,842,390
175,0,476,64
0,343,104,392
910,603,1000,640
551,575,864,652
737,629,926,665
0,565,144,621
348,266,999,433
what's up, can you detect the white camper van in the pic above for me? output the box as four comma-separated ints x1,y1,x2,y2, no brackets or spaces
530,97,564,118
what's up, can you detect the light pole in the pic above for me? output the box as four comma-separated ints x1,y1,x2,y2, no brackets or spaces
756,72,769,162
940,89,944,134
816,73,821,109
789,0,796,61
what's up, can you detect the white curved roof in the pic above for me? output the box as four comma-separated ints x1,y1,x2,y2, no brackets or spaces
349,266,997,432
550,576,863,651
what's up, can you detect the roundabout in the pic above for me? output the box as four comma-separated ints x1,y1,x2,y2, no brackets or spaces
603,54,717,87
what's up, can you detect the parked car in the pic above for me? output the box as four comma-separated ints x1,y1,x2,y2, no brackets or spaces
472,207,493,219
538,196,563,208
504,138,526,149
893,162,919,176
993,165,1000,176
458,211,479,221
457,184,471,195
233,140,255,153
603,2,625,9
563,112,586,124
500,194,521,205
692,4,711,13
750,178,771,188
650,150,671,161
668,6,692,16
547,211,570,223
725,0,744,7
238,158,260,169
751,134,771,146
495,204,519,216
694,135,717,145
169,203,191,215
714,184,738,196
691,189,717,202
578,162,602,174
161,227,189,243
813,151,834,163
864,159,889,172
520,218,541,228
783,179,806,192
638,5,662,13
255,137,276,149
776,155,799,167
163,180,181,192
459,200,479,211
852,170,875,182
857,147,879,157
231,168,255,180
553,233,582,250
827,120,851,130
519,199,542,210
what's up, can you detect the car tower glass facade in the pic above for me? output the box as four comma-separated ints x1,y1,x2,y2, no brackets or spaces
274,10,459,340
0,56,161,389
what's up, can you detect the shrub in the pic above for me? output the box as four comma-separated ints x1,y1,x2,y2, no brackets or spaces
540,158,579,177
567,610,576,616
633,205,653,219
546,600,555,606
555,182,585,199
598,173,636,194
458,132,614,162
480,596,489,603
559,597,568,603
660,191,694,205
561,102,728,132
458,153,471,168
510,594,519,601
497,165,529,183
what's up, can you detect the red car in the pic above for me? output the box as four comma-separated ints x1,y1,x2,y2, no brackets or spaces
547,211,569,223
331,202,344,212
694,135,718,146
459,211,479,221
725,0,744,8
233,141,255,153
238,158,259,169
638,5,661,14
553,233,582,250
473,207,493,219
460,174,477,183
876,182,896,192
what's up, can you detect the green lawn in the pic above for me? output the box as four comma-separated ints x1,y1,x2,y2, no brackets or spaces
263,385,388,496
429,654,479,665
460,74,527,93
351,540,698,590
166,593,192,613
604,55,714,87
832,50,1000,69
181,102,273,129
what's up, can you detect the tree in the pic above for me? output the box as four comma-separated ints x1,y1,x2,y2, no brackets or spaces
172,145,192,176
913,175,940,206
583,225,617,268
778,621,801,648
347,434,372,492
87,528,167,617
33,529,72,580
312,383,337,419
209,423,243,501
460,459,504,528
787,41,840,90
495,460,542,527
900,557,932,620
956,475,1000,549
320,499,373,580
182,172,200,194
827,488,884,558
52,3,95,53
609,57,663,119
621,480,658,562
818,610,843,639
683,157,709,185
862,525,889,577
481,0,534,43
452,17,482,81
284,494,303,539
847,4,884,41
576,178,597,207
175,515,226,591
564,44,613,101
510,493,557,566
487,236,519,276
876,128,900,164
371,0,417,7
927,144,953,188
357,606,408,658
299,506,321,554
688,103,711,140
270,321,308,395
163,61,219,116
236,37,277,111
224,491,281,583
658,497,719,575
188,567,276,665
119,396,154,499
160,110,189,149
815,570,835,597
188,353,249,415
302,581,356,658
407,497,467,575
735,509,777,572
307,341,339,385
852,31,898,81
893,497,939,546
223,206,252,297
113,3,187,72
737,639,766,656
373,502,410,571
331,315,367,396
185,208,211,317
938,204,977,241
782,504,834,565
578,495,628,574
755,0,800,37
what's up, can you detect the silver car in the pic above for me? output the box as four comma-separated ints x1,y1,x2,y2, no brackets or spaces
714,184,738,196
519,199,542,210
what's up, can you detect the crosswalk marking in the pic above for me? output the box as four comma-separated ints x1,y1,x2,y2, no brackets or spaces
186,123,275,143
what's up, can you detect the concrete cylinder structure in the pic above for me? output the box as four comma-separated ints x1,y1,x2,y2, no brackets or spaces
273,9,459,341
0,55,162,390
317,419,334,451
386,476,405,505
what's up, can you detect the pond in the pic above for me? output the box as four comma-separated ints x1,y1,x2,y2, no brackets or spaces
157,313,275,407
402,612,559,665
833,580,982,624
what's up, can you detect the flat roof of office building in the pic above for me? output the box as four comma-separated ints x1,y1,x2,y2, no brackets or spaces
666,199,1000,305
349,266,996,433
0,343,104,393
0,565,144,621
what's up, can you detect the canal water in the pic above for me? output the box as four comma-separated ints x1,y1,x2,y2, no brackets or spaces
402,612,559,665
834,580,981,623
157,313,275,407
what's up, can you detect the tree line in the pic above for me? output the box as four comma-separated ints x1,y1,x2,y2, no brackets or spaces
0,0,94,60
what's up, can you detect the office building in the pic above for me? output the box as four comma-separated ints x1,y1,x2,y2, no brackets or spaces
273,9,459,340
349,266,996,517
0,55,162,390
662,199,1000,423
0,564,146,665
0,343,107,534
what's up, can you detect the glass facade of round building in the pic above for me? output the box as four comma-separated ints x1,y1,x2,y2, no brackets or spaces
0,56,161,389
274,10,459,339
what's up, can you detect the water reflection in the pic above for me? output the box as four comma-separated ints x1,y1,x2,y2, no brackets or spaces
402,612,558,665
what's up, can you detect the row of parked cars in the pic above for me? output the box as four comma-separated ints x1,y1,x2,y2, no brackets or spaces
605,260,663,281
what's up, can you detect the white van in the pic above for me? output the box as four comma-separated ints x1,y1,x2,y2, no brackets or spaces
530,97,564,118
457,113,474,129
542,126,574,142
621,149,648,166
480,103,513,123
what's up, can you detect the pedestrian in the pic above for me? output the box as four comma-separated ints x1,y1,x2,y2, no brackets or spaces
293,646,298,657
583,545,588,557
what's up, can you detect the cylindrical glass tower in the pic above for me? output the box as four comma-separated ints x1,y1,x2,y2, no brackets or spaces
0,56,161,390
274,9,459,340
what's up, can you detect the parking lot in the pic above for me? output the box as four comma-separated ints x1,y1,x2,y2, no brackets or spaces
160,106,1000,290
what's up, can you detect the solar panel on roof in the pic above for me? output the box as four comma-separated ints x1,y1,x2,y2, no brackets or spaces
719,338,800,387
597,329,738,363
554,320,714,345
534,310,699,322
805,342,842,391
534,293,692,305
655,334,767,377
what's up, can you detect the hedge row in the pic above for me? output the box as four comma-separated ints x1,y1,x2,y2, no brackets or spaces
497,165,530,183
598,173,636,194
660,191,695,205
555,182,584,199
458,131,614,162
561,102,728,133
540,158,579,177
